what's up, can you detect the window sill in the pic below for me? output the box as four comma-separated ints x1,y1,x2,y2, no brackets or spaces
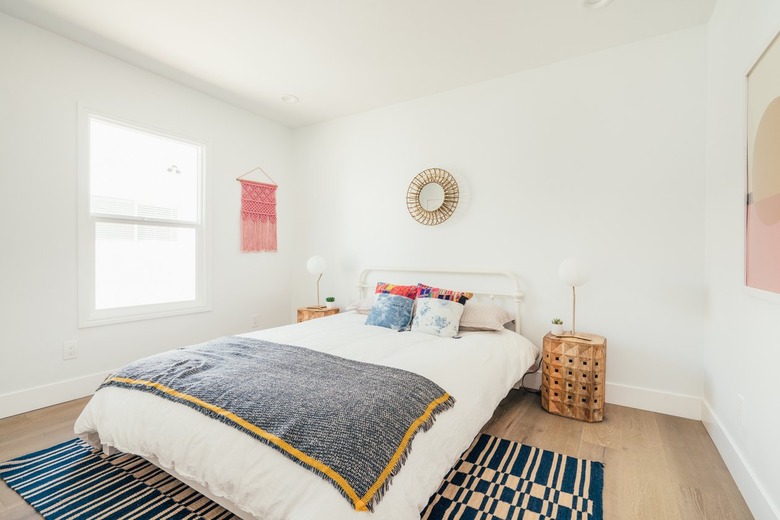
79,302,211,328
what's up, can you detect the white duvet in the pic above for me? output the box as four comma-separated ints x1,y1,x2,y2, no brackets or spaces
75,312,539,520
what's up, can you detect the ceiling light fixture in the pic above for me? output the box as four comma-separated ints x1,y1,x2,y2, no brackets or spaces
579,0,613,10
280,94,299,104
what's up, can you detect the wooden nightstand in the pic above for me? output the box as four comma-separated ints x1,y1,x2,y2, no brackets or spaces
297,307,339,323
541,332,607,422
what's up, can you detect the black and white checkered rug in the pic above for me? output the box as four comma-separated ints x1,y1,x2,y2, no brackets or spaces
421,433,604,520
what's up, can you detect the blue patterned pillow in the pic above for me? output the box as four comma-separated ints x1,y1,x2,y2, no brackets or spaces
411,298,465,338
365,293,415,331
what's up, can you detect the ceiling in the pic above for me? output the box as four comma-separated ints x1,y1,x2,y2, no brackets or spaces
0,0,717,128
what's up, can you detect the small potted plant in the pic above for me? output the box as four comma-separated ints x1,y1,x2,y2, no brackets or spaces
551,318,564,336
325,296,335,309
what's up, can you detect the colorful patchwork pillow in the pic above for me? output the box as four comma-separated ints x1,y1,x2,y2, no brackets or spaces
411,298,465,338
365,293,415,331
375,282,419,300
416,283,473,305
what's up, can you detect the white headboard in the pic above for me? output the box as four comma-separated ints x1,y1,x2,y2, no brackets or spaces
357,268,524,334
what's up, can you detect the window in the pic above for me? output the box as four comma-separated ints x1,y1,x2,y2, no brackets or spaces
79,109,209,327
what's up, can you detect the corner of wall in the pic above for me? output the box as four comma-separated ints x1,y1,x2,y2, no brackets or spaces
702,399,780,520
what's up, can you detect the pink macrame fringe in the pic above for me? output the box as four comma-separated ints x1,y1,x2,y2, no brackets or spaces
241,219,277,252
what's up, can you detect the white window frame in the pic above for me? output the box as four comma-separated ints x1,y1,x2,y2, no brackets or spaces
78,106,211,327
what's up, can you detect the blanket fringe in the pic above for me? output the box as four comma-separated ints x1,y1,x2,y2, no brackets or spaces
360,394,456,511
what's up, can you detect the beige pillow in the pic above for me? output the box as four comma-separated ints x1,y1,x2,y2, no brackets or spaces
459,301,514,332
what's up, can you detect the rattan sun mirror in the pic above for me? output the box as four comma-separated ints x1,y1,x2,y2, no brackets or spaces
406,168,459,226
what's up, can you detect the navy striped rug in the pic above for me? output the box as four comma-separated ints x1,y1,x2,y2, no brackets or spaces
421,433,604,520
0,439,235,519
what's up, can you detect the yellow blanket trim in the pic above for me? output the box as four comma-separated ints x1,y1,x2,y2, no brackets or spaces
108,377,368,511
359,392,451,505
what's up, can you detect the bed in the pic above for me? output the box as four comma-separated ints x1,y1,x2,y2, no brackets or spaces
74,268,539,519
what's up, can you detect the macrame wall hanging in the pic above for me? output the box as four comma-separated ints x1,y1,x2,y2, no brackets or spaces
236,167,278,252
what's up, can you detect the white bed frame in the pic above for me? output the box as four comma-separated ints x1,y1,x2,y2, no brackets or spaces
358,267,524,333
103,267,525,519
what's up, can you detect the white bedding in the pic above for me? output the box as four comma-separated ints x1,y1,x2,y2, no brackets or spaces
75,312,539,520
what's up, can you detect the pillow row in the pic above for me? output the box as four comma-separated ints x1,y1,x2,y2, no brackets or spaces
362,281,513,337
374,282,473,304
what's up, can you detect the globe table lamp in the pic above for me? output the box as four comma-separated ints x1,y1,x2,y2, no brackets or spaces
558,258,591,341
306,255,327,309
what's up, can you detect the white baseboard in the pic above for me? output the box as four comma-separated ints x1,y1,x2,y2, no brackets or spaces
0,371,110,419
702,400,780,520
521,375,701,419
605,381,702,420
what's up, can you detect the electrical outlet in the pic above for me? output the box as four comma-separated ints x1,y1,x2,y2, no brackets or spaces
63,340,78,360
251,314,261,329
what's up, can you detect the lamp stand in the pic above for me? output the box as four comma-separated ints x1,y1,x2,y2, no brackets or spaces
307,273,326,309
556,285,591,341
572,285,576,334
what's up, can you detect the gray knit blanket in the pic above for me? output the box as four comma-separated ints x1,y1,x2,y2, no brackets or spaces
98,336,455,511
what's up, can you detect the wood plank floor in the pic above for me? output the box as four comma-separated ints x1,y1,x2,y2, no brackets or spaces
481,391,753,520
0,391,753,519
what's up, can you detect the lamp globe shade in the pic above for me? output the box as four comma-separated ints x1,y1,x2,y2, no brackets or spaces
306,255,327,275
558,258,590,287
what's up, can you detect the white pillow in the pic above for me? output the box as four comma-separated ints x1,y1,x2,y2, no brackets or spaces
411,298,465,338
459,301,514,332
346,295,376,315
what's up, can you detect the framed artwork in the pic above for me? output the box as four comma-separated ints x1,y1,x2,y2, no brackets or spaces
746,31,780,294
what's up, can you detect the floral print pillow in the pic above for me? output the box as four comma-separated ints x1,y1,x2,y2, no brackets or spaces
411,298,465,338
365,293,415,331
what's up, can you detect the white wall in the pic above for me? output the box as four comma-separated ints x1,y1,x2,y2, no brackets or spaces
2,4,776,516
0,13,295,417
704,0,780,517
293,27,709,418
